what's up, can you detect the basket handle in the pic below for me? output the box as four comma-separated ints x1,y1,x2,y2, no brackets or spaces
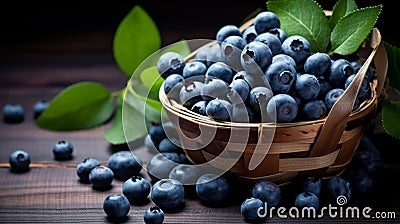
306,28,387,174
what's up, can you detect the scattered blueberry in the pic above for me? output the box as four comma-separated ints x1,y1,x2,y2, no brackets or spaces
158,137,183,154
3,103,24,123
144,206,165,224
147,153,179,182
76,157,101,183
294,192,319,209
325,176,351,204
122,175,151,204
33,100,49,119
148,122,167,146
52,140,73,160
169,164,201,186
9,150,30,173
103,194,130,220
107,151,143,181
196,173,230,204
144,134,159,154
252,180,281,208
240,197,264,223
151,178,185,210
302,176,322,197
89,165,114,190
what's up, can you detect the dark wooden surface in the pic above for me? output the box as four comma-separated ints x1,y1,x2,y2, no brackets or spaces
1,1,400,223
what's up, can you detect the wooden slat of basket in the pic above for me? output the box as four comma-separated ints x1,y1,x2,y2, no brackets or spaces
279,150,340,172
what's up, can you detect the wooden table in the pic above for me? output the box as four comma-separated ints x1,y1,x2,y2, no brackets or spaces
1,29,400,224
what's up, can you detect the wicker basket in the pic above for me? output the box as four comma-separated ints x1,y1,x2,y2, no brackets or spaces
159,18,388,185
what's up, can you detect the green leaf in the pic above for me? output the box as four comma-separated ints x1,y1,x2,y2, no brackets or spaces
330,0,358,29
140,66,164,98
113,5,161,77
382,99,400,140
384,41,400,92
330,5,382,55
36,82,114,131
267,0,330,53
104,94,127,145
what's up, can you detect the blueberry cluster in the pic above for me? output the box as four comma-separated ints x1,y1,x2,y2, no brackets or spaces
2,100,49,124
159,11,375,123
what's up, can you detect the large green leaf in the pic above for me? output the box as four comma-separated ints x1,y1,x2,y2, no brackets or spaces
382,99,400,140
384,41,400,93
36,82,114,130
267,0,330,53
113,5,161,77
140,66,164,99
330,5,382,55
104,94,126,145
329,0,358,29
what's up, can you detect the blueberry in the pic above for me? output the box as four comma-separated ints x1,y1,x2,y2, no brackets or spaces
52,140,73,160
149,122,167,147
317,76,332,98
206,43,225,67
352,149,382,177
302,176,322,197
268,28,287,42
267,94,298,123
201,77,228,101
151,178,185,210
231,103,256,123
221,35,247,71
345,167,373,194
272,53,296,68
228,79,250,103
205,98,232,121
194,46,209,65
107,151,143,181
248,86,273,113
122,175,151,204
191,100,208,115
301,100,327,120
241,41,273,74
205,61,233,84
265,61,297,94
147,153,179,182
33,100,49,119
345,74,371,101
169,164,201,186
158,137,183,154
157,52,185,79
163,74,184,101
242,25,257,44
144,134,159,154
351,61,374,81
252,180,281,208
144,206,165,224
89,165,114,190
325,176,351,204
103,194,130,220
295,74,320,100
254,32,281,56
196,173,230,204
182,60,207,81
304,52,331,77
3,103,24,123
9,150,30,173
240,197,264,223
324,88,344,111
179,80,205,108
76,157,100,183
281,35,311,68
328,59,354,88
233,70,269,88
254,11,280,34
216,24,242,43
294,192,319,209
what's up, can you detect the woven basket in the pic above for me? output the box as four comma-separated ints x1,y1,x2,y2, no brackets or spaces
159,17,388,185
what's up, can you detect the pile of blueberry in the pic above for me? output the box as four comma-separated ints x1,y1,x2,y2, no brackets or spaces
2,100,49,124
159,11,375,123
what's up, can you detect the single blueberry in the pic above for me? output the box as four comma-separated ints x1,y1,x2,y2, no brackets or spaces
148,122,167,147
240,197,265,223
144,134,159,154
301,100,327,120
295,74,320,100
122,175,151,204
191,100,208,116
52,140,73,160
107,151,143,181
352,149,382,177
351,61,374,82
265,61,297,94
254,32,281,56
163,73,184,101
241,41,273,74
302,176,322,196
233,70,269,89
294,192,320,209
281,35,311,68
242,25,257,44
324,88,345,111
147,153,179,182
196,173,230,204
182,60,207,81
179,80,205,108
194,46,209,65
304,52,331,77
345,167,373,194
144,206,165,224
205,98,232,121
76,157,101,183
228,79,250,103
89,165,114,190
231,103,256,123
169,164,201,186
254,11,280,34
317,76,332,98
33,100,49,119
325,176,351,204
201,77,228,102
103,194,130,220
216,24,242,43
328,59,354,88
252,180,281,208
221,35,247,71
158,137,183,154
248,86,273,113
267,94,298,123
269,28,287,42
206,43,225,67
3,103,24,123
151,178,185,210
345,74,371,101
205,61,233,84
272,53,296,68
157,52,185,79
9,150,30,173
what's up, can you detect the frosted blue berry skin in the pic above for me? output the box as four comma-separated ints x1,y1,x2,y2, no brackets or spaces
205,62,233,84
272,53,296,68
254,32,281,56
196,174,230,203
281,35,311,68
122,175,151,204
301,100,327,120
107,151,143,181
328,59,354,88
240,197,265,223
324,88,345,111
179,81,204,108
205,98,232,121
241,41,273,75
52,140,73,161
151,178,185,210
216,24,242,43
3,103,24,123
163,74,184,95
76,157,101,183
157,52,185,79
265,61,297,94
304,52,331,77
267,94,298,123
33,100,49,119
254,11,280,34
191,100,207,115
252,180,281,208
9,150,30,173
144,206,164,224
269,28,287,42
201,77,228,102
103,194,130,220
294,192,320,209
182,61,207,81
242,25,257,44
89,165,114,190
295,74,320,100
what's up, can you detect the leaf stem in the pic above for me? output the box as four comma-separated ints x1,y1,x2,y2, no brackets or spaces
111,88,125,98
